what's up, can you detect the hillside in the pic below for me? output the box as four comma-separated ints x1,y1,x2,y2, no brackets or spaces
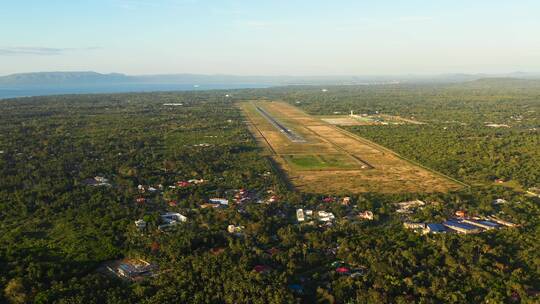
4,72,539,87
0,71,132,85
462,77,540,89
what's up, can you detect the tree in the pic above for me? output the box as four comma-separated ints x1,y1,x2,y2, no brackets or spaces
4,278,28,304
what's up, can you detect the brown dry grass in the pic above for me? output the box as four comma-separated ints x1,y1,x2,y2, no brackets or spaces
320,117,370,126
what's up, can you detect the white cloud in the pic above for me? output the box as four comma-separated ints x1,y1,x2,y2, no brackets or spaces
0,47,100,56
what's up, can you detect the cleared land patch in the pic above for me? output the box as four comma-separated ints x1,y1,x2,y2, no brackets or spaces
283,154,360,171
320,116,368,126
320,114,424,126
240,101,462,194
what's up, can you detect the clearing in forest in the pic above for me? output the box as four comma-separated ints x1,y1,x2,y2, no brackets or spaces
319,113,425,126
240,101,463,194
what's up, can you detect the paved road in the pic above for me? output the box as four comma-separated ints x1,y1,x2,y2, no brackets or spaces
255,106,306,143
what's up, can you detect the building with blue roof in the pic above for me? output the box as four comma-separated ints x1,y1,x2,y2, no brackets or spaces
462,219,500,230
443,220,482,234
423,223,447,234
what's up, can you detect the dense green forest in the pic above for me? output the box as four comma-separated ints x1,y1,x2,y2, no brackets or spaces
0,81,539,303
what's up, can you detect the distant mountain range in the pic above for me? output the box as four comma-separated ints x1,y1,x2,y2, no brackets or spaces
1,71,539,99
0,71,130,85
2,71,539,87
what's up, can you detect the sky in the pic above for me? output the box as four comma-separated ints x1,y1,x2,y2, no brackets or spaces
1,0,540,76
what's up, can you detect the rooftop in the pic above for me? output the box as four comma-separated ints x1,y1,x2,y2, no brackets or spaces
426,223,446,233
443,220,482,233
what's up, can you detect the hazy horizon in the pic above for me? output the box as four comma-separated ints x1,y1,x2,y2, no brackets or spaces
1,70,540,78
2,0,540,76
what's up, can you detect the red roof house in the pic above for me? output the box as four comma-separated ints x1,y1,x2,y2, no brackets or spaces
455,210,466,218
253,265,271,274
177,181,190,187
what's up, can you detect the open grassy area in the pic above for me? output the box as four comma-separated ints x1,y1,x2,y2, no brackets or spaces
283,154,360,171
240,101,462,194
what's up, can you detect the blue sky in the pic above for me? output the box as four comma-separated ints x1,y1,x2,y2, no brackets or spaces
1,0,539,75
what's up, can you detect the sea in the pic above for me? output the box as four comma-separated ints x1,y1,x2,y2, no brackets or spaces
0,83,273,100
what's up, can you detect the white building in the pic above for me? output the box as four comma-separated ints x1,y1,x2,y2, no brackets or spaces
395,200,425,213
161,212,187,223
135,219,147,229
296,209,305,222
158,212,187,230
318,211,335,222
403,222,426,229
209,198,229,206
358,211,374,220
227,225,244,234
94,176,109,184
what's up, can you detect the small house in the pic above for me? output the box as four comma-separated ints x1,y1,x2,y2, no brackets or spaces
210,247,226,255
288,284,304,295
357,211,374,220
493,199,508,205
83,176,111,187
455,210,466,218
227,225,244,234
267,195,278,203
423,223,447,234
209,198,229,206
135,219,146,230
200,203,226,209
336,267,350,275
94,176,109,184
253,265,271,274
323,197,335,203
109,259,157,281
296,209,305,222
404,222,426,229
395,200,425,214
161,212,187,223
188,179,205,184
158,212,187,230
177,181,190,187
266,247,281,256
318,211,335,222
